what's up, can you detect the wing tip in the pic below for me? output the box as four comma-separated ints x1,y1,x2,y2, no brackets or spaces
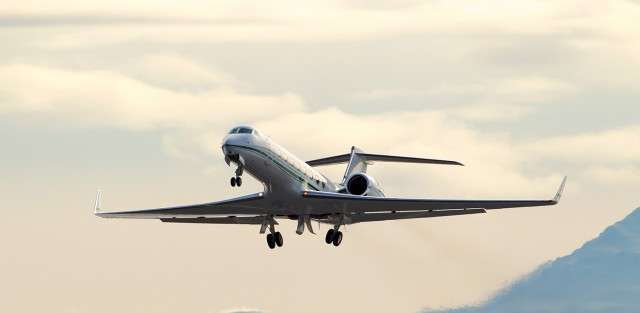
94,189,102,214
553,176,568,203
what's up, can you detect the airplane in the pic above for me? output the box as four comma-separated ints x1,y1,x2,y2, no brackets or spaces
95,125,567,249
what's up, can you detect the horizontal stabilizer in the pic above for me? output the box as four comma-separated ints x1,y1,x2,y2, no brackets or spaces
306,153,463,167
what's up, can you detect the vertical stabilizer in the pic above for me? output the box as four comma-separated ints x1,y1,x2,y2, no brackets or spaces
342,146,368,183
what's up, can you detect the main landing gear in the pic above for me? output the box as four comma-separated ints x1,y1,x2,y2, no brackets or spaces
325,228,343,247
266,232,284,249
261,218,283,250
230,176,242,187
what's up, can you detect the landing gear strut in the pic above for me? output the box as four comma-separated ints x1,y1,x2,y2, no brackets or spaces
228,155,244,188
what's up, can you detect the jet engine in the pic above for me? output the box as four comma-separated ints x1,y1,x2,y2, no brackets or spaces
345,173,384,197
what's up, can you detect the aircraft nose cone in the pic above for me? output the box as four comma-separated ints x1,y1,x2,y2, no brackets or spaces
221,136,233,154
222,135,238,147
221,134,243,155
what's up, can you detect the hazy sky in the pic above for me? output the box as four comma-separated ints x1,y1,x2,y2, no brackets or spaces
1,1,639,313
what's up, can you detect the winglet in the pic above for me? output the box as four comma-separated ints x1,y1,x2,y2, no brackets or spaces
553,176,567,203
94,189,102,214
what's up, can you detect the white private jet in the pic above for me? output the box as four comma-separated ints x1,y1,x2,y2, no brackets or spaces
95,125,566,249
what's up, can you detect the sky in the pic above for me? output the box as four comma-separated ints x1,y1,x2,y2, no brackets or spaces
1,1,639,313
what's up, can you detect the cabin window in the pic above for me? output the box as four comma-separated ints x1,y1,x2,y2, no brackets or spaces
238,127,253,134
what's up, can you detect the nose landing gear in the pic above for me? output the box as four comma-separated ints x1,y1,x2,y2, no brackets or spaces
227,154,244,188
230,176,242,187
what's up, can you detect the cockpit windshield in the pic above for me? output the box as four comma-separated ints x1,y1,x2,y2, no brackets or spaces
228,127,258,135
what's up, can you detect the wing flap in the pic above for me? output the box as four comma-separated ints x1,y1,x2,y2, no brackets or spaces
160,216,276,225
347,209,486,224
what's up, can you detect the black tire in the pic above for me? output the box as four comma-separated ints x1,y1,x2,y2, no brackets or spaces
236,176,242,187
266,233,276,249
275,232,284,247
230,177,236,187
325,229,335,244
332,231,343,246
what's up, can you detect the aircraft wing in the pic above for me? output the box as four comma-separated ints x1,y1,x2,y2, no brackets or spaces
94,192,272,222
303,177,566,217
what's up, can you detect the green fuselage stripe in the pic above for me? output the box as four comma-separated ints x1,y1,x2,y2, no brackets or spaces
226,144,320,191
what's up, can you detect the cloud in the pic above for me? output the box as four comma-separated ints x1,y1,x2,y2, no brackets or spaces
0,59,634,193
441,77,575,122
125,54,236,92
0,62,303,131
448,103,533,122
525,126,640,165
0,14,267,27
0,0,632,49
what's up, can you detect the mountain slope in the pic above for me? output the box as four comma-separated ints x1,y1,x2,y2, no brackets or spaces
429,207,640,313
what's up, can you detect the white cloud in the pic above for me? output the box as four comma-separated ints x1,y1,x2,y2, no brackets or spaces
127,54,236,91
0,0,635,48
585,166,640,185
0,60,634,193
0,63,303,131
449,103,533,122
525,126,640,165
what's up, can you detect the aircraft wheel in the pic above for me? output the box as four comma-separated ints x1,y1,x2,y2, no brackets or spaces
266,233,276,249
325,229,335,244
230,177,236,187
332,231,343,247
275,232,284,247
236,176,242,187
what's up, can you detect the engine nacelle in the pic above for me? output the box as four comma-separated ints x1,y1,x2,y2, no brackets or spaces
345,173,384,197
